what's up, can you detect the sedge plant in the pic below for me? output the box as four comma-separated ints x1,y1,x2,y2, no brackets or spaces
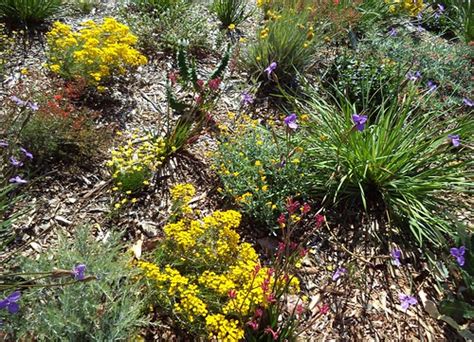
0,0,62,26
292,82,473,246
211,0,252,29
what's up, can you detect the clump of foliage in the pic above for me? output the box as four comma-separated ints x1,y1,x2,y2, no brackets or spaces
213,113,312,227
3,80,107,168
45,18,147,89
1,227,146,340
241,9,320,87
107,130,168,209
360,25,473,108
0,0,62,25
326,51,404,112
138,183,311,341
211,0,252,29
294,84,473,246
123,0,216,54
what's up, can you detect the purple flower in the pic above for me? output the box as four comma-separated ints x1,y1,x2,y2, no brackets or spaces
10,95,27,106
434,4,445,19
462,98,473,107
0,140,8,148
388,27,397,36
28,102,39,111
391,249,402,267
407,71,421,82
9,176,28,184
352,114,368,131
332,267,347,281
448,134,460,147
264,62,277,78
450,246,466,267
20,147,33,160
0,291,21,314
241,92,254,106
73,264,86,280
427,81,437,93
399,293,417,312
9,156,24,167
284,113,298,130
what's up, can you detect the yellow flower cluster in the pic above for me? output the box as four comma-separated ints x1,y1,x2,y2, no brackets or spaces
46,18,147,87
138,184,300,340
386,0,424,16
107,131,167,208
206,314,245,341
170,183,196,215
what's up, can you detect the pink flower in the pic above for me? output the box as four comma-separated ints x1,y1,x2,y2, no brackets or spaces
246,320,259,330
264,327,279,340
208,78,221,91
228,289,237,299
315,214,325,228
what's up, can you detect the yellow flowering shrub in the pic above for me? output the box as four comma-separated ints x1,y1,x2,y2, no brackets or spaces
385,0,424,16
106,131,167,209
138,183,301,341
46,18,147,87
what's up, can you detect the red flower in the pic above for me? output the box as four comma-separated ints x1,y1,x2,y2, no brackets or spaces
299,247,308,257
315,214,325,228
208,77,221,91
228,289,237,299
246,320,259,330
254,307,263,318
302,202,311,214
296,303,305,316
319,303,330,315
253,265,261,276
168,72,178,85
196,79,205,90
264,327,279,341
286,198,300,214
266,293,276,303
277,213,286,226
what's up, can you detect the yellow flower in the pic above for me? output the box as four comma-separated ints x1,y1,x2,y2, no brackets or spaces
228,23,236,30
50,64,61,73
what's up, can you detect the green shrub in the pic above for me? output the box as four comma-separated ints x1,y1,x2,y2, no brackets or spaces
293,84,473,246
213,114,312,227
123,0,216,54
325,50,405,112
131,0,178,11
241,9,320,87
211,0,252,29
2,227,146,340
360,26,473,108
3,77,108,169
0,0,62,25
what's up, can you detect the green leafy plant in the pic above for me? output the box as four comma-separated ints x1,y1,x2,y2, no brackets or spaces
293,83,473,246
360,25,473,108
123,0,216,54
131,0,178,11
213,114,312,227
211,0,252,29
0,0,62,25
1,227,146,340
325,51,405,112
241,9,321,88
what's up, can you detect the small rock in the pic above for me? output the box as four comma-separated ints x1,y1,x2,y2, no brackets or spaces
55,216,72,226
